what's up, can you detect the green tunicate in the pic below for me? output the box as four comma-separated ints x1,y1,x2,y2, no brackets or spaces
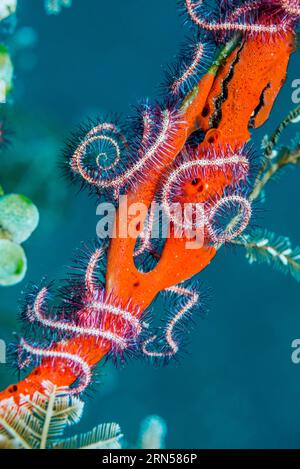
0,1,17,21
0,239,27,286
0,44,13,102
0,193,39,243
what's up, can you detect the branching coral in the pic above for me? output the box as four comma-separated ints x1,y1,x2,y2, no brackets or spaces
0,1,299,410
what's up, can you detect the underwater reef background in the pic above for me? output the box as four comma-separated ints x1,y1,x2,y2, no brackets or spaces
0,0,300,448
